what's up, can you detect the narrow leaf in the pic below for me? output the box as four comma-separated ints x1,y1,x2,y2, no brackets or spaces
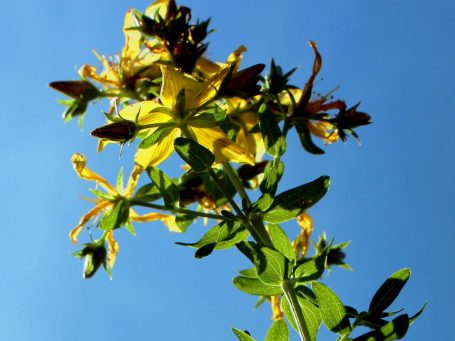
368,268,411,315
353,314,410,341
147,167,179,207
237,242,291,286
295,245,330,282
174,137,215,172
312,282,351,336
268,224,295,262
264,176,330,223
232,328,256,341
233,276,283,296
282,294,321,341
265,320,289,341
139,126,174,148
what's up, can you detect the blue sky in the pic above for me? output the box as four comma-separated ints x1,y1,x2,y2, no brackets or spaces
1,0,453,340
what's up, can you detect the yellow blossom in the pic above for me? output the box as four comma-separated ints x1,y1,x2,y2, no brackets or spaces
70,153,178,244
79,9,164,89
115,58,255,168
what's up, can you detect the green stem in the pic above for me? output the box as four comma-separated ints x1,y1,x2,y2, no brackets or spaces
207,169,266,244
222,162,251,206
130,200,225,220
281,279,312,341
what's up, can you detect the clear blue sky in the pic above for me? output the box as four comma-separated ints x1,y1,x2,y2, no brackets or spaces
1,1,453,340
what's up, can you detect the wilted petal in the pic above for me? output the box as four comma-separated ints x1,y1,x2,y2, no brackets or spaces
125,165,143,197
106,231,120,268
193,127,254,165
296,212,313,257
308,121,339,144
71,154,116,193
131,212,182,232
70,200,112,244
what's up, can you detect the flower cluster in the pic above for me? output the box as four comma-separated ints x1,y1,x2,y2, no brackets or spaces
51,1,423,340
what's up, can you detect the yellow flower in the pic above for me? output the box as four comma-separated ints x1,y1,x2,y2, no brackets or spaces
79,9,164,89
224,97,265,162
279,88,340,144
70,153,178,244
116,62,255,168
292,212,314,258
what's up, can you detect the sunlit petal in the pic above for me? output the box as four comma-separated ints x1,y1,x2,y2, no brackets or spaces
106,231,120,268
71,154,117,193
70,200,112,244
134,128,178,167
131,212,182,232
192,127,254,165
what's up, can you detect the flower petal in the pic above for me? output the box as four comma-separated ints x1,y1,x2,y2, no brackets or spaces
106,231,120,268
71,154,116,193
192,127,254,165
131,212,182,232
70,200,112,244
134,128,178,167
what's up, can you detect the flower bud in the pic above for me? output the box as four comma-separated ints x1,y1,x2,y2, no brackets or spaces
91,120,138,143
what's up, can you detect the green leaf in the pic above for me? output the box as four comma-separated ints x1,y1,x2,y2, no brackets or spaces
174,137,215,172
282,294,321,341
175,214,195,232
147,167,179,208
237,242,291,286
133,183,162,202
264,176,330,223
353,314,409,341
190,110,226,127
202,169,236,207
239,267,257,278
139,126,175,148
268,224,295,262
89,188,115,201
176,221,249,250
368,268,411,315
259,107,286,157
232,328,256,341
125,221,136,236
265,320,289,341
116,167,124,192
409,303,427,325
233,276,283,296
295,121,324,155
260,160,284,195
295,245,330,282
312,282,351,336
195,243,216,259
98,200,129,231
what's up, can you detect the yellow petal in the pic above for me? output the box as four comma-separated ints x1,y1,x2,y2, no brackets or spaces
226,45,247,72
308,121,339,144
125,165,143,197
131,212,182,232
160,65,203,109
71,154,116,193
122,10,141,66
134,128,178,167
106,231,120,268
296,212,313,257
118,101,167,125
192,127,254,165
145,0,170,18
70,200,112,244
278,88,303,109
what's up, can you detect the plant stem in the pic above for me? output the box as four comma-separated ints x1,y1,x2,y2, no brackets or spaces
281,279,312,341
131,200,225,220
207,168,269,245
222,162,251,206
